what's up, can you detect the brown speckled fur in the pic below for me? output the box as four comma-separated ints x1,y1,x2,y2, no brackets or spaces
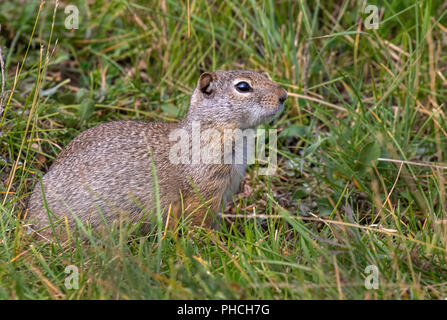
27,70,287,238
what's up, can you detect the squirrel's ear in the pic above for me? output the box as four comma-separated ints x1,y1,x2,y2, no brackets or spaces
198,72,215,95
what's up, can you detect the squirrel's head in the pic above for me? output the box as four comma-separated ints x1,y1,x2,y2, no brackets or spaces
188,70,287,129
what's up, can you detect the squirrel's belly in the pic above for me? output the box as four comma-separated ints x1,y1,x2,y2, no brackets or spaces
221,163,246,210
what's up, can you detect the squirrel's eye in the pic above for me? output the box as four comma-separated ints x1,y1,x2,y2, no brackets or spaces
235,81,252,93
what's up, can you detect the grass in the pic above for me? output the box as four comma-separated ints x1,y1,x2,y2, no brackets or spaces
0,0,447,299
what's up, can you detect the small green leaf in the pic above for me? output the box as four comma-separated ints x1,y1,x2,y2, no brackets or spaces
79,98,95,124
359,141,381,164
161,103,180,117
279,125,307,138
315,197,333,216
292,189,308,199
76,88,89,103
355,141,381,174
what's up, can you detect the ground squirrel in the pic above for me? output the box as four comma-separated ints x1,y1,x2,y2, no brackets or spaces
27,70,288,238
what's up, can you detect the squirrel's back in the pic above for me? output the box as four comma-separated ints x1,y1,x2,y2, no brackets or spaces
28,120,181,234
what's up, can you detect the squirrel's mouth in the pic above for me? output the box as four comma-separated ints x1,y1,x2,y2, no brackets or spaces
264,103,284,121
254,106,283,127
277,102,285,114
243,103,284,129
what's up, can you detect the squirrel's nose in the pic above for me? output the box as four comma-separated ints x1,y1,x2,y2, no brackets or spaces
277,86,288,104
